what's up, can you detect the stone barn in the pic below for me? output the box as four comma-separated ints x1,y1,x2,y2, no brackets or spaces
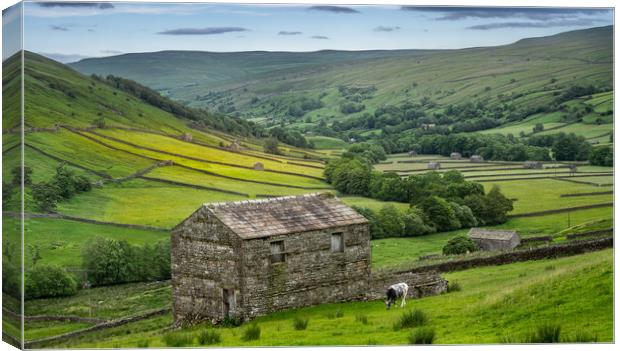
450,152,462,160
171,193,372,325
253,162,264,171
470,155,484,163
468,228,520,251
523,161,543,169
408,150,418,157
427,162,441,170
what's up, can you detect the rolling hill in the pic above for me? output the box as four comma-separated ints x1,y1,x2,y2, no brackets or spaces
69,26,613,141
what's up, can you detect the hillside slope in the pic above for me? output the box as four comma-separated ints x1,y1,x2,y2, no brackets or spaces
69,26,613,138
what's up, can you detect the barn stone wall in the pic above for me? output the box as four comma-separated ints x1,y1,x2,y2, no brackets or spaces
171,208,244,325
473,236,520,251
239,223,371,319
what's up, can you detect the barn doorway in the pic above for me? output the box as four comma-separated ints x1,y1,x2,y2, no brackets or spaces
222,289,235,317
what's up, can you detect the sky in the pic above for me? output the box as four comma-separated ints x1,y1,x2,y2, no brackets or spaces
3,1,614,63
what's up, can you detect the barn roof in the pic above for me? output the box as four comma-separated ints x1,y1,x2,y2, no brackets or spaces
468,228,518,241
203,193,368,239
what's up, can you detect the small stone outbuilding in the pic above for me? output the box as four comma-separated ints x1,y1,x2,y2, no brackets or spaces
408,150,418,157
450,152,462,160
253,162,264,171
468,228,520,251
470,155,484,163
171,193,371,325
523,161,543,169
427,162,441,170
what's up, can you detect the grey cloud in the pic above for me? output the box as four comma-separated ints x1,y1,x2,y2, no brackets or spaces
308,6,359,14
158,27,249,35
311,35,329,40
401,6,611,21
278,31,302,35
50,25,69,31
467,18,604,30
374,26,401,32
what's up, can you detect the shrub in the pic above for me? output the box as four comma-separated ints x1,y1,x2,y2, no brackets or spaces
136,339,149,348
394,309,429,330
527,324,561,343
442,236,478,255
409,327,436,344
355,314,368,325
163,332,194,347
221,315,243,328
197,329,221,345
242,324,261,341
567,330,598,343
292,317,309,330
447,281,462,293
25,265,77,299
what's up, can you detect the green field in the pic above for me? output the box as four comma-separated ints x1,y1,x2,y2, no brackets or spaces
39,249,612,347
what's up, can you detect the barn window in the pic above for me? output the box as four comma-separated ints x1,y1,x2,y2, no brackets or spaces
270,241,285,263
331,232,344,253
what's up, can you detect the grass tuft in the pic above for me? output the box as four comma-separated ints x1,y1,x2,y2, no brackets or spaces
355,314,368,325
527,324,561,343
221,316,243,328
326,308,344,319
197,329,221,345
241,324,261,341
135,339,149,348
163,332,194,347
566,330,598,343
292,316,309,330
394,309,429,330
447,281,462,292
408,327,436,344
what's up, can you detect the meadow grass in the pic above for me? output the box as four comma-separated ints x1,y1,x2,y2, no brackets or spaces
306,136,347,149
43,249,612,347
56,178,247,228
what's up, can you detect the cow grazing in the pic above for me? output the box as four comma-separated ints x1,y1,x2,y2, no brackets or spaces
385,282,409,310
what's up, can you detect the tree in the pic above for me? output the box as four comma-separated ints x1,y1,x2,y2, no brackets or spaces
589,146,613,167
442,236,478,255
482,186,514,224
352,206,384,239
83,237,135,285
402,206,435,236
11,166,32,187
532,123,544,133
420,196,461,232
32,182,62,212
25,265,77,299
263,138,281,155
552,133,591,161
377,205,405,237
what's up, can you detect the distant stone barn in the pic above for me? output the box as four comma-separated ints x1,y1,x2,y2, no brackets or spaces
468,228,520,251
450,152,462,160
171,193,371,325
427,162,441,170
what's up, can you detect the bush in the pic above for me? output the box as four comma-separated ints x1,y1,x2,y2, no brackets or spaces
25,265,77,300
443,235,478,255
409,327,436,344
567,330,598,343
394,309,429,330
242,324,261,341
163,332,194,347
447,281,461,293
527,324,561,343
136,339,149,348
197,329,221,345
292,316,309,330
221,315,243,328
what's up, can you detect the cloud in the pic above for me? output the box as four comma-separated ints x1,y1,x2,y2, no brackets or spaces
400,6,611,21
467,18,605,30
158,27,249,35
308,6,359,14
311,35,329,40
100,50,123,54
374,26,401,32
38,2,114,10
50,25,69,31
278,31,303,35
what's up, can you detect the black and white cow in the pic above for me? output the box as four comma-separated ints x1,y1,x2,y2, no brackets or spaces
385,282,409,310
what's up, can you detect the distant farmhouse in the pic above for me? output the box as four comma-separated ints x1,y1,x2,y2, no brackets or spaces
427,162,441,170
171,193,372,324
470,155,484,163
408,150,418,157
468,228,521,251
450,152,462,160
523,161,543,169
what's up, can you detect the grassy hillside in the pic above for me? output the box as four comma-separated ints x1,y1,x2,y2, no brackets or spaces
34,249,613,347
70,27,613,141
